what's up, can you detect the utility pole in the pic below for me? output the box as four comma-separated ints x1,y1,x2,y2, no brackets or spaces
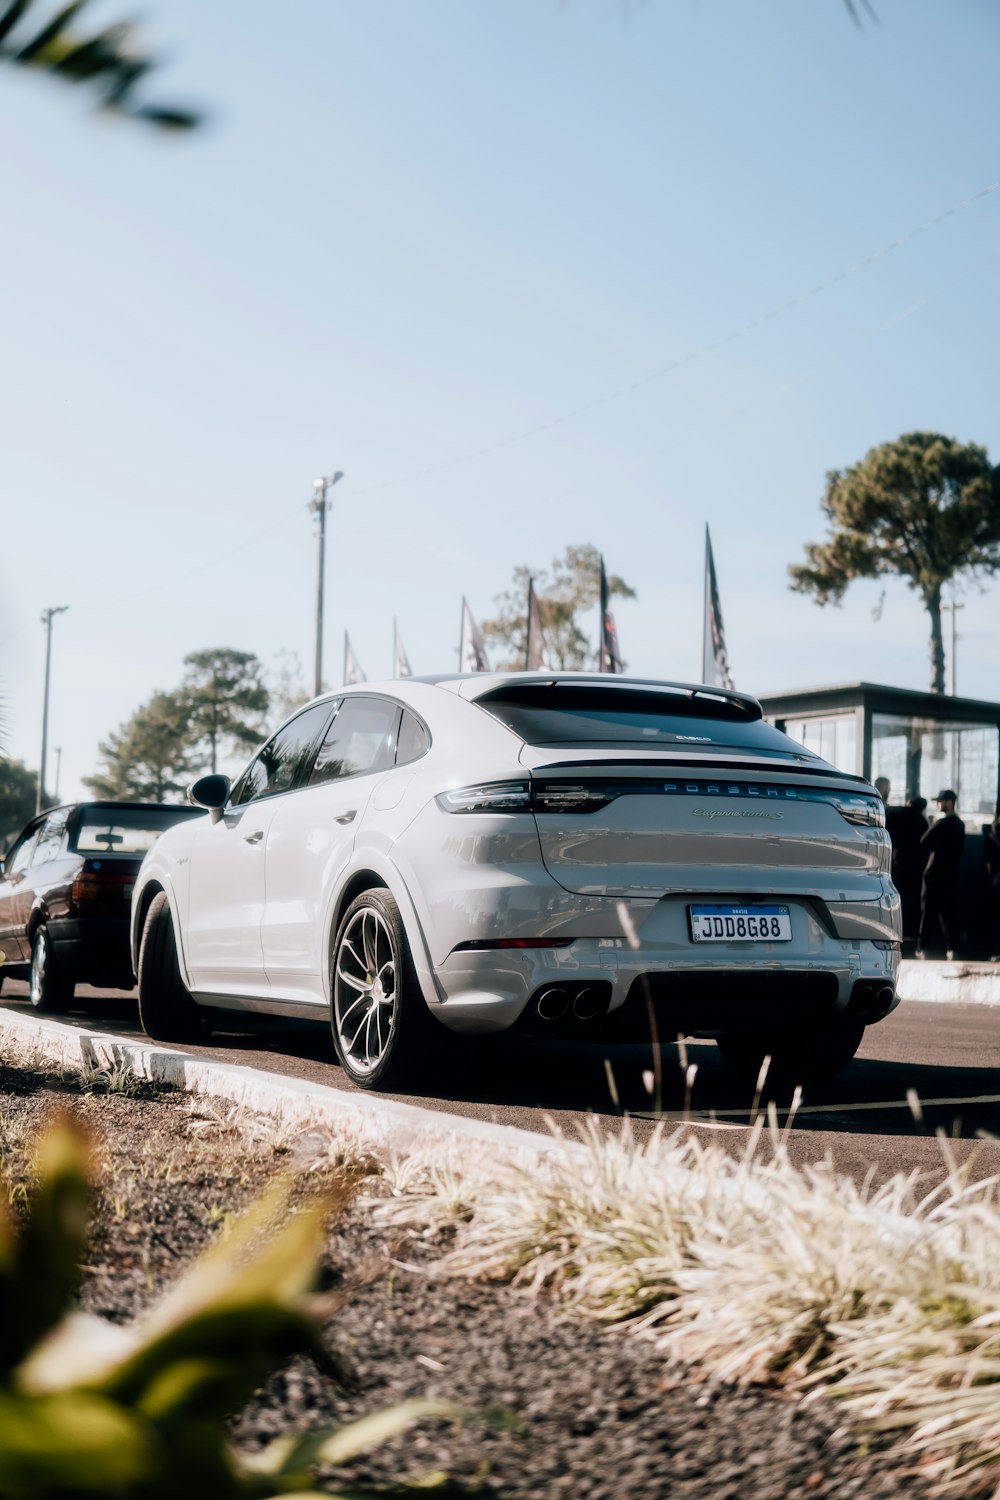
54,747,62,802
309,471,345,697
942,599,965,697
38,606,69,814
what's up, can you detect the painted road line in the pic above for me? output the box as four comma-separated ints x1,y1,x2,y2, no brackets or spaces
630,1093,1000,1123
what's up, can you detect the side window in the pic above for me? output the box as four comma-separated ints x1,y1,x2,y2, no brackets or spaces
6,828,41,878
396,710,430,765
231,703,334,807
33,809,70,866
309,697,401,786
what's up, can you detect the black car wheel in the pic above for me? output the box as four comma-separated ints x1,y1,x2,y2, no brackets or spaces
716,1015,866,1085
29,926,74,1013
137,892,211,1043
331,888,440,1091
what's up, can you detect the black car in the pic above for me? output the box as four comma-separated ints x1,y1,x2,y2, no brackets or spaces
0,801,204,1011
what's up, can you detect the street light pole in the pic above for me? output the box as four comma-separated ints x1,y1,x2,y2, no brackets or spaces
309,471,345,697
38,606,69,814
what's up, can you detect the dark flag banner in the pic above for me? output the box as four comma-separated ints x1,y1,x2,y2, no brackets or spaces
343,632,367,686
393,619,412,678
459,597,491,672
599,555,623,674
703,524,735,689
525,577,551,670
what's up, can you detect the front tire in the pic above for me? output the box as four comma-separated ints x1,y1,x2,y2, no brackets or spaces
716,1016,865,1085
137,892,210,1043
29,926,74,1012
331,888,438,1091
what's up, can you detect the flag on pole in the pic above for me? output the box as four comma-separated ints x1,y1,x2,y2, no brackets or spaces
343,632,366,686
599,555,623,674
393,618,412,678
703,525,734,689
459,597,491,673
525,577,551,670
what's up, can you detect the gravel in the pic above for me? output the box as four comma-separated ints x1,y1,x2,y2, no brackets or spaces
0,1060,965,1499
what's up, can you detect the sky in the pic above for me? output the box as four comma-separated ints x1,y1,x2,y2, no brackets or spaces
2,0,999,798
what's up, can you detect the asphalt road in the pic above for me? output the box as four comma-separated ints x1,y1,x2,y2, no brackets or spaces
2,981,998,1187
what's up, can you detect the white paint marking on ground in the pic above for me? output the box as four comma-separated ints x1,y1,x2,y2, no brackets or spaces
630,1093,1000,1125
0,1007,562,1165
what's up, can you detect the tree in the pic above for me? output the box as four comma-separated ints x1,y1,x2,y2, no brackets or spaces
0,0,200,129
0,757,37,846
481,544,636,671
267,648,310,723
789,432,1000,695
180,648,270,775
82,691,195,802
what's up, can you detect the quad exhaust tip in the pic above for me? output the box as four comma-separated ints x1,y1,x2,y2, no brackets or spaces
848,981,896,1022
536,987,570,1021
572,986,608,1021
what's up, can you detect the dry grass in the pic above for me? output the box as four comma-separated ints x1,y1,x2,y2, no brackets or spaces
371,1113,1000,1497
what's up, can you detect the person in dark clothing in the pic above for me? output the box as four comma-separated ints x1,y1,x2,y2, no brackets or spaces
892,794,929,941
985,810,1000,962
917,790,965,959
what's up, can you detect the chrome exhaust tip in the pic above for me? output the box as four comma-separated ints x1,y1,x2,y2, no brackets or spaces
536,987,570,1021
571,986,607,1022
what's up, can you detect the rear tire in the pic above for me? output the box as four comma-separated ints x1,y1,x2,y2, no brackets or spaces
331,888,440,1091
716,1016,865,1085
137,892,211,1043
29,926,74,1013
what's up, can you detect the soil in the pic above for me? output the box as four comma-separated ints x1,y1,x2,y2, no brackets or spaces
0,1059,966,1499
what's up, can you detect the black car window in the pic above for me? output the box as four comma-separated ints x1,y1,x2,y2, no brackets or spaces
6,828,40,878
396,709,430,765
231,703,334,807
32,809,70,865
309,697,400,786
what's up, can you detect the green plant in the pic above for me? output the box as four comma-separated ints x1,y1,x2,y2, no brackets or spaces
0,1119,462,1498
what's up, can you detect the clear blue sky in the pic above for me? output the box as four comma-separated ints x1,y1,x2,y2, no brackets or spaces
2,0,999,796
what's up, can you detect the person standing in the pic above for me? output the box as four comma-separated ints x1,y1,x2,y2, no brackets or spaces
917,790,965,960
892,794,929,942
985,808,1000,963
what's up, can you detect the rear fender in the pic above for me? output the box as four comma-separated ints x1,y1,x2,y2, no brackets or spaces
323,851,441,1010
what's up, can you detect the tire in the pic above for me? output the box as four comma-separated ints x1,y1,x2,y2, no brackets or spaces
137,892,211,1043
331,888,440,1091
716,1016,866,1086
29,926,74,1013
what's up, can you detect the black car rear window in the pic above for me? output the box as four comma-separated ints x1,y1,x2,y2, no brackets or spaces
476,683,809,756
69,806,204,855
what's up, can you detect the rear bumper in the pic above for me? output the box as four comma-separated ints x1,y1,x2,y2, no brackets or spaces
429,890,901,1036
48,918,134,986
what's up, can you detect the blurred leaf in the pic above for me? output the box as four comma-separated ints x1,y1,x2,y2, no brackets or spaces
0,1389,154,1495
260,1399,465,1478
13,0,84,60
0,0,29,44
0,1119,90,1374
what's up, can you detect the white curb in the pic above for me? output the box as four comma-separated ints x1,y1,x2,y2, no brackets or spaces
896,959,1000,1007
0,1007,560,1165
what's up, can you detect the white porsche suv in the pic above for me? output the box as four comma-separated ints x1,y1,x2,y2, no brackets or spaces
131,674,901,1090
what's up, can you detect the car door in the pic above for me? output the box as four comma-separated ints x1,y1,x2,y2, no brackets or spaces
0,822,42,960
262,695,402,1003
184,703,334,997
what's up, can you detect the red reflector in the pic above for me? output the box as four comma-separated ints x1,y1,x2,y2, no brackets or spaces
453,938,574,952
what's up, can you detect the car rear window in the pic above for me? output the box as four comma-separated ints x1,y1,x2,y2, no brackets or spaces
69,806,204,855
475,683,809,756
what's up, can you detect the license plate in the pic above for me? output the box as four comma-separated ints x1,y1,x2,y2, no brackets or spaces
689,904,791,943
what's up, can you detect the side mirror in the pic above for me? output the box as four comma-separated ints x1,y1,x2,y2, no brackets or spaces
188,774,232,825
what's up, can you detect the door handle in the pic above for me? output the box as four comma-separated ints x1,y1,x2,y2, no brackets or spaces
243,829,264,845
335,809,357,825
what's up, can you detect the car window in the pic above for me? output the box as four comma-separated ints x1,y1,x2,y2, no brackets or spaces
231,703,334,807
6,828,40,878
309,697,400,786
33,809,70,865
396,709,430,765
70,806,204,854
